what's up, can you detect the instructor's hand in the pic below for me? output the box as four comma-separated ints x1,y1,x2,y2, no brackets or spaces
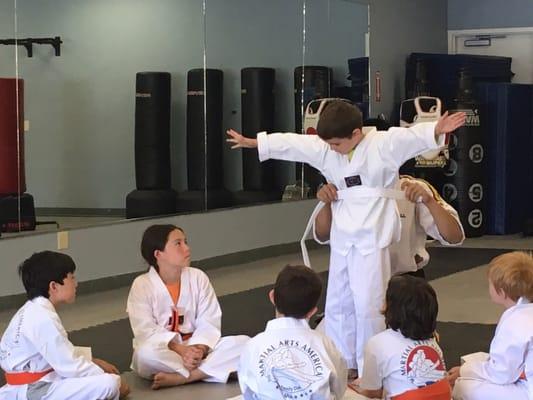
316,183,338,203
401,180,433,204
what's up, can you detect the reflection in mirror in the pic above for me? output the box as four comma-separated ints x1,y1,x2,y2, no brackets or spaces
301,0,369,196
4,0,205,236
208,0,303,207
0,0,29,236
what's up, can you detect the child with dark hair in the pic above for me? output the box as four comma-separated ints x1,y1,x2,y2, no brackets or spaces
450,251,533,400
0,251,129,399
228,100,466,374
238,265,347,399
127,224,249,389
355,275,450,400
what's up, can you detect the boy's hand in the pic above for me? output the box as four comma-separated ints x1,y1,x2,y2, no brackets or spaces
226,129,258,149
192,344,210,359
93,358,119,374
447,366,461,387
183,346,204,370
435,111,466,136
316,183,338,203
401,180,433,204
119,379,131,398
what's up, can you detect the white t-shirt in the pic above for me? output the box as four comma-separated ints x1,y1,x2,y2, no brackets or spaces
360,329,447,399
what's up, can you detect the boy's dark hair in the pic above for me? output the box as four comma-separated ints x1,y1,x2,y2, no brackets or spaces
18,251,76,300
384,275,438,340
141,224,184,271
316,100,363,140
273,265,322,318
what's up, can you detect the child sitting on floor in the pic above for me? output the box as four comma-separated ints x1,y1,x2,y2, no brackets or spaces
449,251,533,400
355,275,450,400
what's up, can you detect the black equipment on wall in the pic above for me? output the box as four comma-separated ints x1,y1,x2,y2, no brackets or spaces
176,68,230,212
294,66,332,195
126,72,176,219
475,82,533,235
443,70,485,238
405,53,513,107
347,57,369,118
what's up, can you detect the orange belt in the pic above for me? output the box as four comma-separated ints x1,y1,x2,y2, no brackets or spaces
4,369,53,385
392,379,451,400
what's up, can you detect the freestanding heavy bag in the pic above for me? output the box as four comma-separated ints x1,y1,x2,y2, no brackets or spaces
186,68,224,191
241,67,276,191
443,70,485,237
0,78,26,195
126,72,176,218
134,72,171,190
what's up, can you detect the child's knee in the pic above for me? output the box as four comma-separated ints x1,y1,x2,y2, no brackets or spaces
100,373,121,395
452,378,478,400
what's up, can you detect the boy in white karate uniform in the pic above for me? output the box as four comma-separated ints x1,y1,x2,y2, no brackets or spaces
127,224,249,389
355,275,451,400
314,175,465,278
449,251,533,400
238,265,347,399
228,100,466,373
0,251,129,400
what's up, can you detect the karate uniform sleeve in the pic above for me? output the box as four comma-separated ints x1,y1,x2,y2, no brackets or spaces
127,279,177,347
27,314,104,378
325,338,348,399
379,122,443,168
417,196,465,246
359,338,383,391
256,131,329,171
460,323,526,384
187,271,222,349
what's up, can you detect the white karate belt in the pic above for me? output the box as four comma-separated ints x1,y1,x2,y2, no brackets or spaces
300,186,407,269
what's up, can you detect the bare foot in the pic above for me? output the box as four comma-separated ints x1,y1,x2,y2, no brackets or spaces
151,372,187,390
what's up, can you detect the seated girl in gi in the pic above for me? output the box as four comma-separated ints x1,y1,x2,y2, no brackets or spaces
355,275,451,400
127,224,249,389
0,251,129,400
238,265,347,399
448,251,533,400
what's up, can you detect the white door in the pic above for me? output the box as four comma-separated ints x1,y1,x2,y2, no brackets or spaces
448,28,533,84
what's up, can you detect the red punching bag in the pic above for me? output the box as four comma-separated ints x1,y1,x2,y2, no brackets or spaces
0,78,26,195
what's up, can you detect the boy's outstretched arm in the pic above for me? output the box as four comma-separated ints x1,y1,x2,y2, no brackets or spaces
227,128,329,170
226,129,257,149
434,111,466,139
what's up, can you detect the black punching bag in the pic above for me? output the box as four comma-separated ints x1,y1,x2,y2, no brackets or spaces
187,68,224,191
443,70,485,237
127,72,176,219
294,66,332,194
241,67,276,191
134,72,171,190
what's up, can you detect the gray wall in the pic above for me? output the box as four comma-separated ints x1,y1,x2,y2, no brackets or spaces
448,0,533,30
0,199,318,296
0,0,367,208
369,0,448,119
